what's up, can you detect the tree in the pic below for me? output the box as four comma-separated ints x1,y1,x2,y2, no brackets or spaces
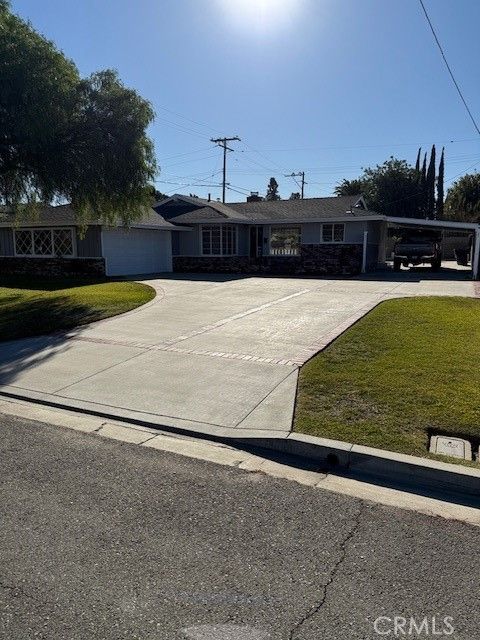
289,192,301,200
336,158,420,216
265,177,280,201
445,173,480,222
361,158,420,217
426,144,436,219
148,186,168,202
0,2,156,224
419,152,427,217
437,147,445,219
415,147,421,172
334,178,367,196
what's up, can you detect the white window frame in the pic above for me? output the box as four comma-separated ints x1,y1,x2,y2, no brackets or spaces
14,227,76,258
269,225,301,256
321,223,345,244
200,224,238,256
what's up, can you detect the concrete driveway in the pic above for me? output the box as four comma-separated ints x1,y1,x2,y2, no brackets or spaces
0,268,475,438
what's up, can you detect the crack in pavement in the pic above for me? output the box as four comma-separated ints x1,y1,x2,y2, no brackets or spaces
0,580,57,610
288,502,365,640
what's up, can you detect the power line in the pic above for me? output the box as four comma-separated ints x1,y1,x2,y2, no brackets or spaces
156,104,221,136
418,0,480,136
211,136,241,203
160,152,220,169
156,117,213,140
158,147,214,162
239,138,478,153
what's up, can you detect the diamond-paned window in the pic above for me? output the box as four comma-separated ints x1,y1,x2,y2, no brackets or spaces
53,229,74,256
33,229,53,256
14,228,75,257
14,230,33,255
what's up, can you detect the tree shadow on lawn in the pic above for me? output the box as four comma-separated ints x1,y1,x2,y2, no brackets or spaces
0,296,104,343
0,275,108,292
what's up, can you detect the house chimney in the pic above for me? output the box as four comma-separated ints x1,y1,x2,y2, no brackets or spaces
208,193,211,202
247,191,263,203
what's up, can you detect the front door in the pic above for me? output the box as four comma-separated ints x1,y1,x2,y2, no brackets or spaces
249,226,264,258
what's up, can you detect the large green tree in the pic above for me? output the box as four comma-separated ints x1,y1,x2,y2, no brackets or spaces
336,158,420,217
363,158,421,217
445,173,480,222
0,1,156,224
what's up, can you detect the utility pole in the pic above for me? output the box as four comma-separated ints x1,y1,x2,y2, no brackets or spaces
285,171,306,199
211,136,241,203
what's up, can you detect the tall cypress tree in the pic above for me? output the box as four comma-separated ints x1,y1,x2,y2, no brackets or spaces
420,152,427,217
437,147,445,219
415,148,422,216
415,147,421,172
426,144,436,219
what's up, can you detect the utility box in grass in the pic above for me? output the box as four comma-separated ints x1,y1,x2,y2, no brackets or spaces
429,435,472,461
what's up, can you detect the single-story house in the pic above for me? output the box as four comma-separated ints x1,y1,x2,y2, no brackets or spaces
1,195,479,278
155,193,379,276
155,194,480,278
0,204,179,277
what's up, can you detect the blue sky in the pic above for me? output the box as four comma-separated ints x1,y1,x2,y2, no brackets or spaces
11,0,480,202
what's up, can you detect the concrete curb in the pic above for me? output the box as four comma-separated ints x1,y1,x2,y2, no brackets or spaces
0,388,479,499
249,433,480,498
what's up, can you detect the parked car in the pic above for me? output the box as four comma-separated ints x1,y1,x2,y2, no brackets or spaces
393,230,442,272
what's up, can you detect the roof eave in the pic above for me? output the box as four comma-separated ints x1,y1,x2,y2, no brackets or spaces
130,223,192,231
385,216,480,230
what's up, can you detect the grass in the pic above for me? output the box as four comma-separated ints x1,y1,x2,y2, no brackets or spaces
0,276,156,341
294,296,480,463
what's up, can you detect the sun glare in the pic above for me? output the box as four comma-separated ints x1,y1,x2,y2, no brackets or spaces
216,0,304,34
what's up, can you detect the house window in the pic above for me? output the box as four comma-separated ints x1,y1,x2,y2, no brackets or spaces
14,228,75,257
201,225,237,256
53,229,74,256
321,223,345,243
270,226,300,256
14,229,33,256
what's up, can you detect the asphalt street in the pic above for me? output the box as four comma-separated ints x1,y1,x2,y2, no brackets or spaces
1,413,479,640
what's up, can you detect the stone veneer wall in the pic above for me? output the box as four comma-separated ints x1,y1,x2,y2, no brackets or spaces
173,244,363,276
0,257,106,277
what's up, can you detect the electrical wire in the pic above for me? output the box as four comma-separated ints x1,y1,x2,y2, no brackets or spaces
418,0,480,136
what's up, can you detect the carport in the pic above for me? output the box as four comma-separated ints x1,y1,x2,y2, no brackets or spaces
375,217,480,279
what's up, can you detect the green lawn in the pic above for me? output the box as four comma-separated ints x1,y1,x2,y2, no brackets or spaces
0,276,156,341
294,297,480,462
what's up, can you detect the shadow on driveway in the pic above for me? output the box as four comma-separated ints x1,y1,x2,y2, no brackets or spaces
0,333,76,388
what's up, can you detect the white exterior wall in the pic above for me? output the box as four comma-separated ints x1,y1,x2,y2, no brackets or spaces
102,228,172,276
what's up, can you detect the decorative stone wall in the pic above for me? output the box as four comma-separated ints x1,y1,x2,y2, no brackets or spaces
173,244,363,276
0,257,106,277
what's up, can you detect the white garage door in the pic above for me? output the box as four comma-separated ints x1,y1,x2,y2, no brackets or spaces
102,228,172,276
